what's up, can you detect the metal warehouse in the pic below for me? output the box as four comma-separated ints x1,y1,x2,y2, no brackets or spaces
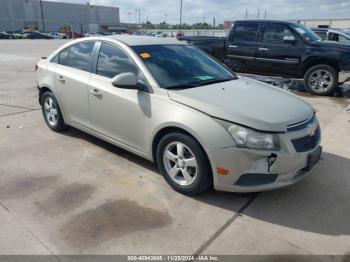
0,0,126,33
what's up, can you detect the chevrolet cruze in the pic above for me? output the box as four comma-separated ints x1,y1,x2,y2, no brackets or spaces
36,35,322,195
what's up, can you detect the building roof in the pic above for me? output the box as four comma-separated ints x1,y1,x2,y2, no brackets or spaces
105,35,187,46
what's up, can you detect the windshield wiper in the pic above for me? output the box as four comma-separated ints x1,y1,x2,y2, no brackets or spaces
196,78,234,86
165,82,201,90
165,77,235,90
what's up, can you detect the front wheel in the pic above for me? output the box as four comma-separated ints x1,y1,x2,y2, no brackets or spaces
304,64,338,96
156,133,212,195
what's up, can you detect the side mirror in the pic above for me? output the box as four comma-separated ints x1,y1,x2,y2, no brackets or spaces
111,72,138,89
283,35,296,44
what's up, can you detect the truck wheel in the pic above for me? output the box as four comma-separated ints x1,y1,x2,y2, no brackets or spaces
304,64,338,96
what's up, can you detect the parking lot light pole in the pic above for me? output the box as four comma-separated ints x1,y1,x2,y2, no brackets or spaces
39,0,46,32
179,0,183,29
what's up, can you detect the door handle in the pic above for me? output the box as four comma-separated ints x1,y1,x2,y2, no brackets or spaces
90,88,102,97
229,45,238,48
57,75,65,83
259,47,269,51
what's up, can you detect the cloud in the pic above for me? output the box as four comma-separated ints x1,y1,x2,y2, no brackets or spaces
47,0,350,24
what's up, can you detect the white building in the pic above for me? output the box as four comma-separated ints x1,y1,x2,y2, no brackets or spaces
293,18,350,29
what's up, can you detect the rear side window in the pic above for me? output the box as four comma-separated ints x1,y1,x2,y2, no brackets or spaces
96,42,138,78
66,42,95,72
232,23,259,42
262,24,294,43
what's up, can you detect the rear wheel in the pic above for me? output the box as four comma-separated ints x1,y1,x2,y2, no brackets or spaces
41,92,67,132
304,64,337,96
156,132,212,195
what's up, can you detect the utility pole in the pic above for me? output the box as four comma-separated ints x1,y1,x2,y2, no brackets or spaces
257,8,260,19
245,9,248,19
165,14,167,24
138,9,141,25
213,17,216,28
179,0,183,29
145,15,148,34
39,0,46,32
264,10,267,18
202,14,205,24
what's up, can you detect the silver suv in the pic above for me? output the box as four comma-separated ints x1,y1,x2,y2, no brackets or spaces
36,35,322,195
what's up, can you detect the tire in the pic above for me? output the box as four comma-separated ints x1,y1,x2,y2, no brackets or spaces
41,91,67,132
304,64,338,96
156,132,212,195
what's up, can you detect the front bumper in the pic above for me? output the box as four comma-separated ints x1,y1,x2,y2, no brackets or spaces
338,71,350,83
207,121,321,193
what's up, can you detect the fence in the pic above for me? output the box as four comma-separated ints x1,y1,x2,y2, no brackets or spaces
142,29,228,37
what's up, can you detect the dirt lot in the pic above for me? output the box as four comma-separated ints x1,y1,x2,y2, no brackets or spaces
0,40,350,258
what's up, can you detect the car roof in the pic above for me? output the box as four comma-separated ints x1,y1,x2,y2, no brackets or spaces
104,34,187,46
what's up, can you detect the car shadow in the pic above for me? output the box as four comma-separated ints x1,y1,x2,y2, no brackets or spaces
198,151,350,236
60,127,158,173
61,128,350,236
286,80,350,99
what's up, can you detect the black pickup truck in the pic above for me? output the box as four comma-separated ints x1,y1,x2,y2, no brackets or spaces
182,20,350,95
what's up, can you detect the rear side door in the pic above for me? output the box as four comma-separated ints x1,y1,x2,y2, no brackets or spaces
54,41,95,128
226,22,260,73
255,23,304,77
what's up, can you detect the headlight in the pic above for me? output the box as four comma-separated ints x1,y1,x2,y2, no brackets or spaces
216,119,280,150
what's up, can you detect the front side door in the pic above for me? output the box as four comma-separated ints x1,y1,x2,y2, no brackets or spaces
255,23,304,78
54,41,95,128
226,22,260,73
88,42,150,153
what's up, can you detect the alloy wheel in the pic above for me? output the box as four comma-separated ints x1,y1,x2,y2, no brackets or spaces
44,97,58,126
162,142,198,186
308,69,334,92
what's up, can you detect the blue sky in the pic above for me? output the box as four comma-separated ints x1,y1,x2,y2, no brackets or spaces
48,0,350,24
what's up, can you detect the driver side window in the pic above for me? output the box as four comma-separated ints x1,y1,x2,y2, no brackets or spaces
96,42,138,78
262,24,294,43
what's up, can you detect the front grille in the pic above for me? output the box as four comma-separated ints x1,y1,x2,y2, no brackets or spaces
291,126,321,153
287,115,315,132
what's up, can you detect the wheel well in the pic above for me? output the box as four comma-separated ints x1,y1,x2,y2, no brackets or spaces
38,86,52,105
303,58,339,77
152,127,208,167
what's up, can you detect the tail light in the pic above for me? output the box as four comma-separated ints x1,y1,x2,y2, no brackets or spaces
35,64,38,71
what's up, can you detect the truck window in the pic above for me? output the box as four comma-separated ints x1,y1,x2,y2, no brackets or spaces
339,35,350,44
328,33,339,42
231,23,259,42
262,24,294,43
315,31,327,40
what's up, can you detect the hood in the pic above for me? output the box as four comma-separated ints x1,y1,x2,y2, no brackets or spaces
168,77,314,132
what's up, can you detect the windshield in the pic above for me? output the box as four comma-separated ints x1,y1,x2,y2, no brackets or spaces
291,23,321,42
132,45,236,89
341,30,350,37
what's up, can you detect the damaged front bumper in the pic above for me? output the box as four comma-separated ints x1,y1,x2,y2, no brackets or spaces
207,123,322,193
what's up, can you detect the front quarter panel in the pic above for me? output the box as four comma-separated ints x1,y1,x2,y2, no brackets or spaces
147,94,235,158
